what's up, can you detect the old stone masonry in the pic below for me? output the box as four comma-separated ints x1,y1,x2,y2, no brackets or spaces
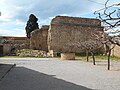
30,16,104,58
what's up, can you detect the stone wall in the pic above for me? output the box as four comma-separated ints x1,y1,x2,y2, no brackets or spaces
30,25,49,51
111,44,120,57
0,36,27,55
48,16,104,53
21,38,30,49
16,49,47,57
51,16,101,26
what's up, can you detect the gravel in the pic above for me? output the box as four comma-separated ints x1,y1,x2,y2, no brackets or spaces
0,58,120,90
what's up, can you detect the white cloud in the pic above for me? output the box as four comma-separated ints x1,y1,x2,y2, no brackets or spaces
15,19,25,26
0,0,119,36
0,28,26,37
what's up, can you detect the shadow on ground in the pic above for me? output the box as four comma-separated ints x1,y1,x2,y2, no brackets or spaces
0,64,15,81
0,66,92,90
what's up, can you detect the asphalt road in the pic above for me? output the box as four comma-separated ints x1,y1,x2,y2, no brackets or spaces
0,58,120,90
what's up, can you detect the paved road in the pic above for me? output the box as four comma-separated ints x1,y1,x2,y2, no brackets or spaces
0,58,120,90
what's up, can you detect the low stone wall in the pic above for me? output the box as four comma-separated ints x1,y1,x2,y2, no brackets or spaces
61,53,75,60
16,49,48,57
47,50,57,57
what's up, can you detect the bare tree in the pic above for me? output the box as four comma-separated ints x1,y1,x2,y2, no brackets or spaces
94,0,120,70
94,0,120,29
77,32,116,70
75,31,105,65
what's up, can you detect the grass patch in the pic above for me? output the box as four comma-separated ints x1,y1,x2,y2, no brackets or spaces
95,55,120,61
76,54,120,61
0,55,46,58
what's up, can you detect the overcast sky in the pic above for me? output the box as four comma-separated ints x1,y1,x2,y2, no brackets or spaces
0,0,119,37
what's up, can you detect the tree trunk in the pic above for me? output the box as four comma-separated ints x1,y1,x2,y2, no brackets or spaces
108,49,111,70
86,50,89,62
91,51,96,65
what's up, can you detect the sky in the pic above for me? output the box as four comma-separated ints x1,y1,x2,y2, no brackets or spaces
0,0,119,37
